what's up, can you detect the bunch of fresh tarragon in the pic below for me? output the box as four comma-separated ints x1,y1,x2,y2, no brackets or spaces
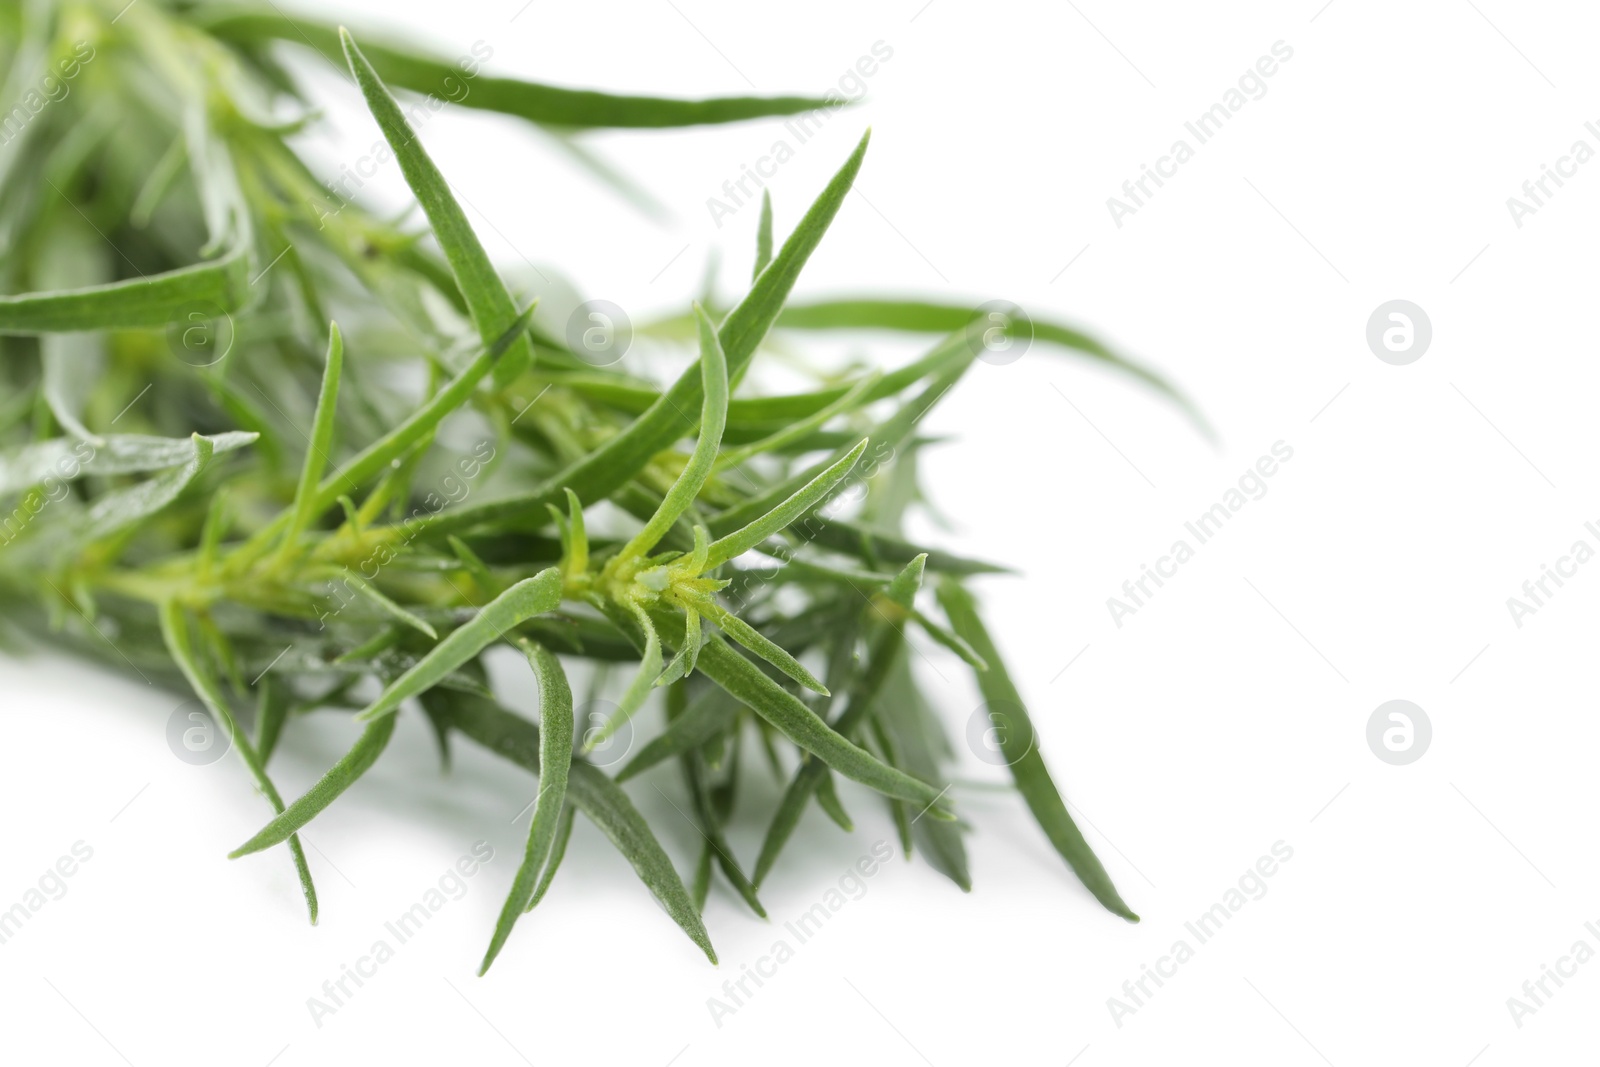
0,1,1196,971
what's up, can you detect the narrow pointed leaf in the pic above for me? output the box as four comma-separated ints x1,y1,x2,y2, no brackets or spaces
341,29,534,387
585,605,661,751
753,189,773,279
616,688,739,782
208,14,838,128
0,432,258,497
703,439,868,569
711,352,973,539
526,802,576,912
641,606,950,815
0,243,251,334
255,675,291,766
879,651,970,891
752,560,919,884
910,608,987,670
798,516,1007,576
714,371,881,471
355,568,563,723
405,129,873,541
349,579,437,639
435,693,716,962
480,639,574,973
691,841,714,913
682,749,765,917
698,599,827,695
936,578,1137,921
775,297,1208,435
239,304,536,561
228,712,398,858
656,607,701,688
617,305,728,562
281,323,344,550
83,434,218,543
562,488,588,575
552,321,971,424
158,602,318,921
883,553,926,610
814,770,853,831
447,535,499,598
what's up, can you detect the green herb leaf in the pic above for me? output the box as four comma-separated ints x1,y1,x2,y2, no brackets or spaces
436,693,716,962
752,558,919,885
775,297,1210,437
703,439,868,569
937,578,1138,921
280,322,344,553
82,433,220,543
405,129,872,540
341,28,535,389
354,568,564,723
526,802,576,912
814,769,853,831
681,747,765,917
255,675,291,766
753,189,773,279
348,578,437,640
616,688,739,782
208,13,839,129
585,603,663,752
0,243,250,334
480,639,574,974
696,598,827,695
616,304,728,563
879,651,970,891
159,601,318,921
0,432,258,497
645,606,951,815
228,712,399,858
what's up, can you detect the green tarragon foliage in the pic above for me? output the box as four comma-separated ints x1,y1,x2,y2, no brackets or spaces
0,1,1193,967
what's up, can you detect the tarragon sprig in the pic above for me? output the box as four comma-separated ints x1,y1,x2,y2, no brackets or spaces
0,3,1199,969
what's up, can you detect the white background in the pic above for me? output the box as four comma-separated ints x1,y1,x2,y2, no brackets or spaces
5,1,1599,1064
